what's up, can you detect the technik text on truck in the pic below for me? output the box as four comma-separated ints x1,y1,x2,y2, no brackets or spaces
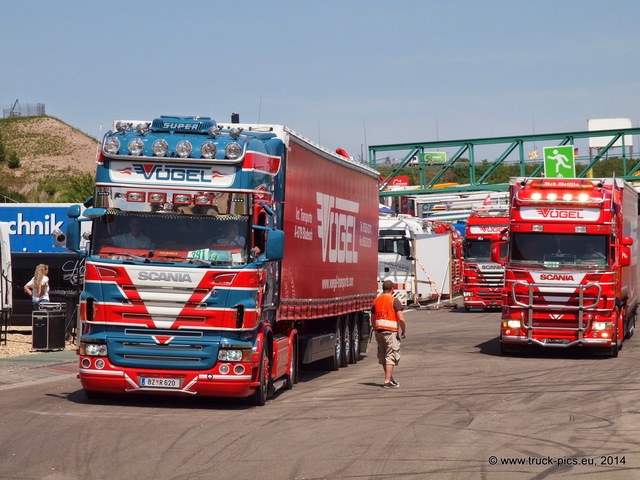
65,115,380,405
491,177,638,357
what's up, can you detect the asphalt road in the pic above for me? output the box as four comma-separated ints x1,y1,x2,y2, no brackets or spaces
1,303,639,480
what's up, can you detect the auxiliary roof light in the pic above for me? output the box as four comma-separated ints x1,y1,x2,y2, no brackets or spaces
201,141,217,159
149,192,166,204
194,194,213,206
152,139,169,157
104,136,120,155
547,193,557,201
135,122,150,134
128,138,144,156
531,192,542,201
126,191,145,202
229,127,243,139
173,194,191,205
176,140,193,158
562,194,573,201
115,121,128,132
578,193,590,202
225,142,242,160
208,126,221,137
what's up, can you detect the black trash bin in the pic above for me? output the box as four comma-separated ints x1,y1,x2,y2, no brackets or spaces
49,290,80,340
32,304,66,350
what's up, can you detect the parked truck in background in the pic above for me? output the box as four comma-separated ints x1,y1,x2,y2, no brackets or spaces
492,177,638,357
65,115,380,404
462,208,509,310
378,215,463,305
0,222,12,341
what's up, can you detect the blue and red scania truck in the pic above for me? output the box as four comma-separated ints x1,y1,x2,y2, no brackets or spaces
65,115,380,405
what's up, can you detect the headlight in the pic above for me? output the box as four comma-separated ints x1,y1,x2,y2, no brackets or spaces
152,139,169,157
104,136,120,155
128,138,144,156
84,343,108,356
176,140,192,158
225,142,242,160
201,141,217,159
218,349,243,362
218,350,251,362
507,320,521,329
593,322,609,331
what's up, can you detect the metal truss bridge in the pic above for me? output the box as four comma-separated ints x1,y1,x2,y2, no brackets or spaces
370,128,640,198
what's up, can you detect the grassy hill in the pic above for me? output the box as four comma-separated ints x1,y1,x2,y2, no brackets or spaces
0,116,99,202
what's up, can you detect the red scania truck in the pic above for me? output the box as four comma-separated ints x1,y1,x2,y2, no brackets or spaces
492,177,638,356
65,115,380,404
462,208,509,310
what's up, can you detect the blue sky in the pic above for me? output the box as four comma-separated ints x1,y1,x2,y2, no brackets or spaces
3,0,639,163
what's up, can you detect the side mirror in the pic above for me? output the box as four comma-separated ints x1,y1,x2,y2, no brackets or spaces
620,245,631,267
490,242,505,265
65,219,82,253
264,229,284,261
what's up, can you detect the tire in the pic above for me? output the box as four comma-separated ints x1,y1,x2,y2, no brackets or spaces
340,318,350,368
624,311,636,340
323,320,342,371
349,316,360,364
284,340,297,390
251,347,269,406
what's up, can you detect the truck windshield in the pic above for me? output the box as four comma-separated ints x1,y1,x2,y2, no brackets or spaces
510,233,608,267
91,213,252,265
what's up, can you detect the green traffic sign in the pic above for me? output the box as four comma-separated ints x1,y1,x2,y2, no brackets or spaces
422,152,447,164
543,145,575,178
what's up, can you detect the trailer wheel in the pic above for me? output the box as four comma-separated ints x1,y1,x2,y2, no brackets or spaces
322,320,342,371
340,318,350,368
252,347,269,406
284,340,298,390
624,309,636,340
349,316,360,364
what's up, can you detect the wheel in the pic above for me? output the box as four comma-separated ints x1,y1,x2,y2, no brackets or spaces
624,310,636,340
609,322,620,358
284,340,298,390
323,320,342,371
349,316,360,364
251,347,270,406
340,318,350,368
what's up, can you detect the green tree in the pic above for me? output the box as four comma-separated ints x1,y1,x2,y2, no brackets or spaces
7,151,20,169
58,172,95,203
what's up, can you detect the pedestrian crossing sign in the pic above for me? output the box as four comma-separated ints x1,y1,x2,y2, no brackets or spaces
543,145,575,178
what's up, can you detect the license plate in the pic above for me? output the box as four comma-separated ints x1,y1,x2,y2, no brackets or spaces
140,377,182,389
544,338,567,344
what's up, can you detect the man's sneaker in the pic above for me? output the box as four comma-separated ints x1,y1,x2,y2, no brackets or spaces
383,381,400,389
390,378,400,387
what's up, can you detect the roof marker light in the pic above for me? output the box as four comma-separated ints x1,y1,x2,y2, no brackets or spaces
225,142,242,159
104,136,120,155
176,140,192,158
201,141,217,159
128,138,144,156
152,139,169,157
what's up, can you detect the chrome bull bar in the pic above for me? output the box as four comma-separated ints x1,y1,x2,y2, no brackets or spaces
510,281,602,345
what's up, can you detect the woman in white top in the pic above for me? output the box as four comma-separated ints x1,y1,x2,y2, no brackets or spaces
24,263,50,309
